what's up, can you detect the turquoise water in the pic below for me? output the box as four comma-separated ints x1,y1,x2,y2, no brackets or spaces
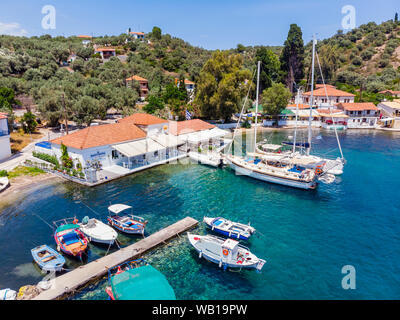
1,129,400,300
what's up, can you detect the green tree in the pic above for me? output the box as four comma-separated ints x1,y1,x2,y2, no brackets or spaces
21,111,38,133
144,95,164,114
255,47,280,92
152,27,162,40
73,96,104,126
261,83,291,122
0,87,20,110
195,50,252,121
280,24,305,92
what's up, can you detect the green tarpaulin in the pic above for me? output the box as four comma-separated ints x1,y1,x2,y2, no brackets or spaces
111,265,176,300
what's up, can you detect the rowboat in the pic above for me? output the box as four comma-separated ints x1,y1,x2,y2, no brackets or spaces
0,177,9,193
31,244,65,272
53,222,88,259
188,233,266,271
107,204,147,235
105,259,176,300
78,216,118,246
203,217,255,241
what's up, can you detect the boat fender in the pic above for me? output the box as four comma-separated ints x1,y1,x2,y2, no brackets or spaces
57,246,60,252
219,260,223,268
211,226,215,231
199,251,203,259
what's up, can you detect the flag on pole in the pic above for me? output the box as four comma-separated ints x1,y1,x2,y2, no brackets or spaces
185,109,192,120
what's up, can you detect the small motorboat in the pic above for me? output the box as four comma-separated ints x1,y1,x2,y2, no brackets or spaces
78,216,118,246
203,217,255,241
0,177,10,193
105,259,176,300
188,233,266,271
31,244,65,272
0,288,17,300
107,204,148,235
53,221,88,259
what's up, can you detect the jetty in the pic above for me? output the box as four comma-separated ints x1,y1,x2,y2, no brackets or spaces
32,217,198,300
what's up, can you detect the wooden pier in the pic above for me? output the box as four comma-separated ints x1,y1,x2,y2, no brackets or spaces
32,217,198,300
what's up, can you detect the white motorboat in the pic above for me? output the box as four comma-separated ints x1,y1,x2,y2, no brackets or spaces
0,177,10,193
188,233,266,271
78,217,118,245
203,217,255,241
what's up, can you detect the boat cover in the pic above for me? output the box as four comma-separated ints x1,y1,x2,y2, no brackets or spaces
110,265,176,300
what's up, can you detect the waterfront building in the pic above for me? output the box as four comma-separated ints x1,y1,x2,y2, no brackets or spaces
126,75,149,101
45,114,226,184
301,86,355,108
336,102,379,129
0,113,11,161
317,109,349,130
377,101,400,129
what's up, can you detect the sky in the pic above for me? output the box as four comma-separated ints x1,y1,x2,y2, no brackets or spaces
0,0,399,49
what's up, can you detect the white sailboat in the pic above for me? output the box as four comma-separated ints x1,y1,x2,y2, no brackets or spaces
255,35,345,177
225,61,320,190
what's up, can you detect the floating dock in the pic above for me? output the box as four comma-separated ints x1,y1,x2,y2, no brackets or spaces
32,217,198,300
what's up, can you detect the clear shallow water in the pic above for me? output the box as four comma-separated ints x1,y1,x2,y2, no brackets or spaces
1,129,400,300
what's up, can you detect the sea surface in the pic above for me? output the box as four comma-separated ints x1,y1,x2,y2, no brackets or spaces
1,129,400,300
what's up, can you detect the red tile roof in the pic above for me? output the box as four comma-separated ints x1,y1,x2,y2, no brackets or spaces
126,75,148,82
129,32,145,35
378,90,400,95
77,35,92,39
287,103,313,109
0,112,8,119
337,102,378,111
50,122,146,150
315,84,336,89
303,87,355,97
95,48,116,52
317,109,343,114
169,119,215,136
118,113,168,126
174,78,195,85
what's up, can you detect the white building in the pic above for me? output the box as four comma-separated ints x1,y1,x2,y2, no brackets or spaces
302,85,355,108
377,101,400,129
175,78,196,102
336,102,379,129
128,32,145,40
46,114,226,184
0,113,11,161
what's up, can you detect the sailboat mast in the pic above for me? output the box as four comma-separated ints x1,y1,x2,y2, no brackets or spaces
307,35,316,156
293,88,300,154
254,60,261,153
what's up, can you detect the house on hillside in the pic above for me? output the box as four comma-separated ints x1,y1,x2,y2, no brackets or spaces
94,48,116,60
128,32,145,40
0,113,12,161
336,102,379,129
378,90,400,98
77,35,92,47
377,101,400,129
175,78,196,102
301,86,355,108
126,75,149,101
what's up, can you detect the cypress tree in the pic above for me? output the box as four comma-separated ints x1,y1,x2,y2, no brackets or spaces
280,24,305,93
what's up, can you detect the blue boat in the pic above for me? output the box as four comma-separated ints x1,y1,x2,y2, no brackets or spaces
31,245,65,272
203,217,255,241
107,204,147,235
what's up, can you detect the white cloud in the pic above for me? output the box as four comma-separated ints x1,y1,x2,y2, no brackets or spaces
0,22,28,36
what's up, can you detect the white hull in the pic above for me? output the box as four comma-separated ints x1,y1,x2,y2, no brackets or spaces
79,219,118,245
188,234,265,271
226,157,317,190
0,177,9,193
